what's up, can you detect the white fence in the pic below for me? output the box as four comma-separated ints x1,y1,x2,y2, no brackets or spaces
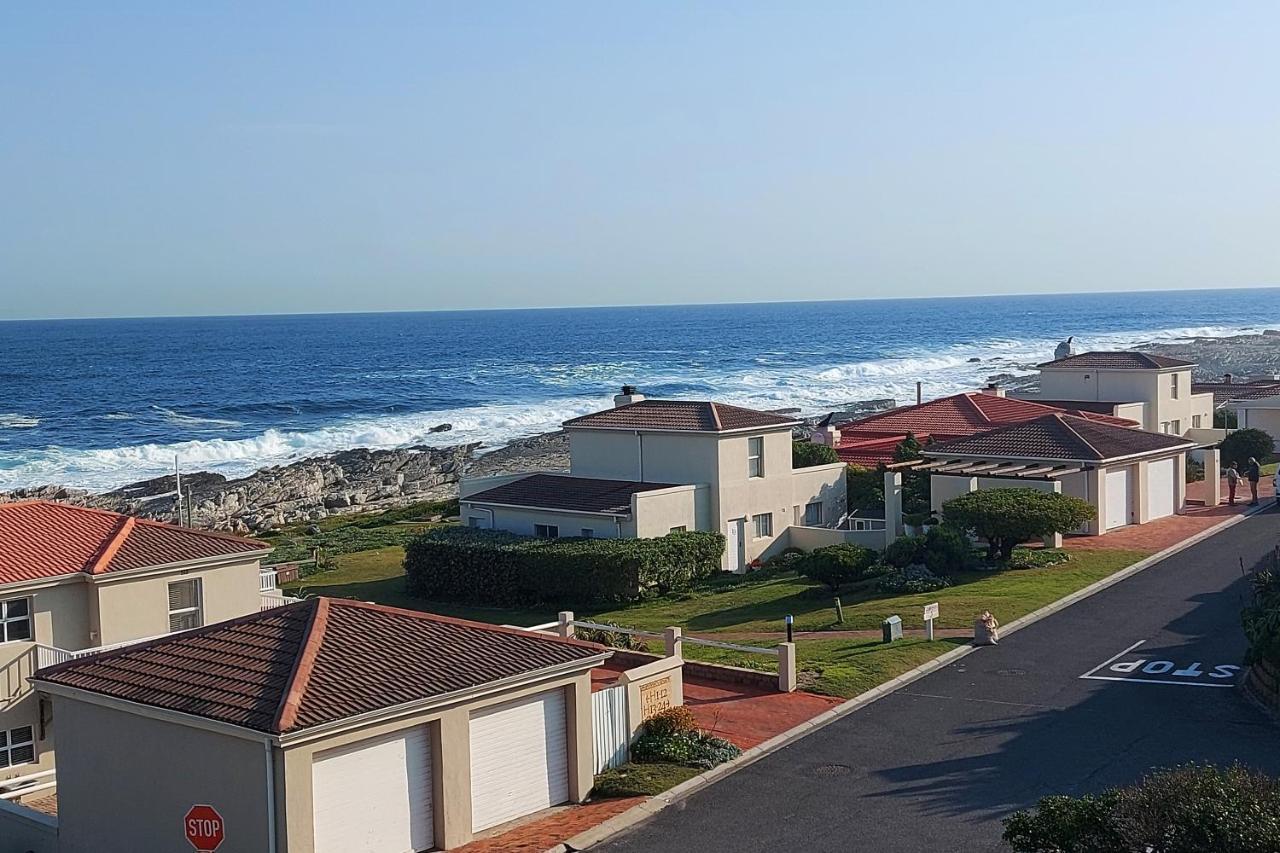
261,592,303,611
591,684,629,773
34,631,171,669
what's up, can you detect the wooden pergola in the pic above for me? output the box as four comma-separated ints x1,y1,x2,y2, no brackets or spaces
885,457,1084,480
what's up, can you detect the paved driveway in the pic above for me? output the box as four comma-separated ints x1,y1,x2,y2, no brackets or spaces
594,508,1280,852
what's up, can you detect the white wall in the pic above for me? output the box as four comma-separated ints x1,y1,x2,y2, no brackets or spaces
457,502,628,538
1039,367,1206,435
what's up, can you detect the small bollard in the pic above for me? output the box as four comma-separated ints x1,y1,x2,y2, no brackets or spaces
882,615,903,643
834,597,845,624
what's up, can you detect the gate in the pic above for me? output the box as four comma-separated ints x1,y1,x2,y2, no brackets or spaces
592,684,628,773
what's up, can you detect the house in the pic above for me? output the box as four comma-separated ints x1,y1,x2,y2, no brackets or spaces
460,389,847,571
1224,394,1280,444
0,500,271,789
29,597,608,852
1027,351,1216,437
1191,377,1280,409
917,413,1197,535
812,389,1137,468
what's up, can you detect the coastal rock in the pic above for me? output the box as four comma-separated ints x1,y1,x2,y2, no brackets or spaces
429,423,453,433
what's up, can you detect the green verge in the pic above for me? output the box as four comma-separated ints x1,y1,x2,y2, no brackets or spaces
593,763,701,798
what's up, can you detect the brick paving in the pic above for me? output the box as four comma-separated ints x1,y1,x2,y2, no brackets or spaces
454,796,646,853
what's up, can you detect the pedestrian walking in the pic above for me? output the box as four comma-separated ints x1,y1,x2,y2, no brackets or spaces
1246,457,1262,506
1227,462,1240,506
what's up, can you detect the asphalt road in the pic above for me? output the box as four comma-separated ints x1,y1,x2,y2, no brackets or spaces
594,508,1280,853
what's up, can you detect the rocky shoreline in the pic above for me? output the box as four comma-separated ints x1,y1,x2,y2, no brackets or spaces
7,330,1278,534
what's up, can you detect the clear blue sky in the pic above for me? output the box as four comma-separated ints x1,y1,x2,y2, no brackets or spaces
2,2,1277,319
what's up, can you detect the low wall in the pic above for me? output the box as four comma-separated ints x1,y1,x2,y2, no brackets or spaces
1244,659,1280,715
618,656,684,738
786,525,886,552
609,649,779,693
0,798,58,853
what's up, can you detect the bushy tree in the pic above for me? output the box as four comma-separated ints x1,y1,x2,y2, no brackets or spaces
922,524,978,575
846,464,884,513
1220,428,1275,469
797,544,878,591
792,440,840,468
942,488,1095,560
893,432,924,463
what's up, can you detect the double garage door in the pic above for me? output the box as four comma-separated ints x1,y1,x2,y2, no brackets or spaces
1105,460,1177,530
311,690,569,852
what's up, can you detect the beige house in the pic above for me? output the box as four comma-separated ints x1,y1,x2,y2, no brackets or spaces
0,501,271,792
919,413,1197,536
460,390,847,571
1225,394,1280,445
31,597,608,853
1027,351,1216,439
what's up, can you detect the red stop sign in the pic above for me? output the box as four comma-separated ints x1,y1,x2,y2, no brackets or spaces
184,804,225,852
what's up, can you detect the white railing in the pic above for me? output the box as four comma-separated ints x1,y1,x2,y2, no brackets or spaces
35,632,172,669
261,592,303,611
259,568,279,591
0,769,55,801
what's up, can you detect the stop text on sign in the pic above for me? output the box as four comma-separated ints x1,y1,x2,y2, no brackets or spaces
184,804,226,852
1079,640,1240,688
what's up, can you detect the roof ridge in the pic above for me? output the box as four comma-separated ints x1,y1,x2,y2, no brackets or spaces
129,515,270,549
329,597,607,650
1049,414,1104,461
709,402,724,431
958,393,991,424
88,516,136,575
274,597,330,733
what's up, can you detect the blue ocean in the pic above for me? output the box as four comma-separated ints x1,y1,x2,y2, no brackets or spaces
0,289,1272,491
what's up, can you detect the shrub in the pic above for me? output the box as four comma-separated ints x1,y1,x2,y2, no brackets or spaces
1185,457,1205,483
943,489,1095,560
883,535,925,568
632,730,742,770
796,544,879,591
403,527,725,607
793,440,840,468
876,565,951,594
593,763,700,798
1221,428,1276,470
922,525,977,575
1003,764,1280,853
645,706,697,738
1243,562,1280,666
1003,548,1071,570
846,464,884,513
575,622,650,651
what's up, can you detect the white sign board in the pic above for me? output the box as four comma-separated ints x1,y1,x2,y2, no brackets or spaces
923,603,939,622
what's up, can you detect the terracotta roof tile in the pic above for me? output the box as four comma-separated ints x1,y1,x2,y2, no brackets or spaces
1193,381,1280,407
36,598,606,734
926,414,1193,462
1038,351,1194,370
0,501,268,587
464,474,681,515
564,400,797,432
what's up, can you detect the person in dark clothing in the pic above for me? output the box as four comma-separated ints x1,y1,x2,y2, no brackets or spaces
1246,457,1262,506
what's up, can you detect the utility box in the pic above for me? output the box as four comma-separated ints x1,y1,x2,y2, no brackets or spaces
882,615,903,643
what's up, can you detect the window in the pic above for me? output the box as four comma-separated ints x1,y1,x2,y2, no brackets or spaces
747,436,764,478
669,525,687,533
534,524,559,538
0,726,35,768
1160,421,1171,434
0,598,32,644
804,502,823,526
1170,373,1180,399
1192,414,1202,429
1170,420,1180,434
753,513,773,539
167,579,203,633
580,528,594,538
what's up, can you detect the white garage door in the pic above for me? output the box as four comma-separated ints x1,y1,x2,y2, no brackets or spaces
470,690,569,832
1146,458,1177,521
1106,468,1131,530
313,727,433,853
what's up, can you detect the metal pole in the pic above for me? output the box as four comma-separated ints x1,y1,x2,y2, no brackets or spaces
174,455,183,525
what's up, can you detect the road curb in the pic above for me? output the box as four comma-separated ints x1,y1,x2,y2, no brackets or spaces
557,504,1272,852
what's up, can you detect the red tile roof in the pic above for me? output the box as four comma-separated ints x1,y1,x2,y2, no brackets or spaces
0,501,269,587
564,400,797,433
926,414,1193,462
830,393,1136,467
36,598,606,734
464,474,681,515
1192,381,1280,407
1038,351,1193,370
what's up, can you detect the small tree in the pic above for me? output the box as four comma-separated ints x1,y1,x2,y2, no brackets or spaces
797,544,878,591
942,488,1095,560
792,440,840,468
846,464,884,513
1220,428,1275,469
1214,408,1238,430
893,432,923,463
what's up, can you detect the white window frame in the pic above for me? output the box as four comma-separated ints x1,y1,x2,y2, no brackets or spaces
1192,414,1202,429
753,513,773,539
747,436,765,478
167,579,203,633
1170,373,1180,399
534,524,559,539
0,725,36,769
0,597,33,644
1170,419,1180,435
804,501,823,526
669,525,687,534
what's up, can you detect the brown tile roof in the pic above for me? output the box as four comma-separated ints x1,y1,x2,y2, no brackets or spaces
926,414,1193,462
1192,381,1280,407
0,501,269,587
564,399,797,432
1037,351,1194,370
464,474,681,515
35,598,606,735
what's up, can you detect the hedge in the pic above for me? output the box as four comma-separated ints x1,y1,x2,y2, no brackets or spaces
403,527,725,607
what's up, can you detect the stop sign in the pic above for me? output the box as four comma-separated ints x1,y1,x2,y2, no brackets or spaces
184,804,225,852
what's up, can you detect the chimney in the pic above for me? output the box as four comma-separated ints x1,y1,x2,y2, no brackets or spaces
916,381,923,405
981,382,1006,398
811,413,841,448
614,385,645,407
1224,373,1233,385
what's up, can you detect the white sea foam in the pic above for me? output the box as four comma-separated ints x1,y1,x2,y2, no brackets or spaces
0,414,40,429
0,322,1260,492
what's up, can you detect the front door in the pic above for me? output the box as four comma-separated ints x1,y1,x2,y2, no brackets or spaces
725,519,745,573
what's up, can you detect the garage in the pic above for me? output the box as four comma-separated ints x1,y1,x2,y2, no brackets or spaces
313,726,434,853
1106,467,1132,529
1146,457,1177,521
470,690,570,831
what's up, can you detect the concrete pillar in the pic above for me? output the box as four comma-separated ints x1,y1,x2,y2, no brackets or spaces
1174,452,1187,514
1087,467,1106,536
778,642,797,693
557,610,575,638
883,470,904,545
1136,460,1151,524
435,709,473,849
566,679,595,803
1204,448,1221,506
663,626,683,659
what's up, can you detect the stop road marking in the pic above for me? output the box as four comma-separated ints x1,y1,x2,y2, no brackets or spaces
1079,640,1240,688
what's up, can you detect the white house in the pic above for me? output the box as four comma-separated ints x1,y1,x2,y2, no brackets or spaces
1225,394,1280,444
459,389,847,572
